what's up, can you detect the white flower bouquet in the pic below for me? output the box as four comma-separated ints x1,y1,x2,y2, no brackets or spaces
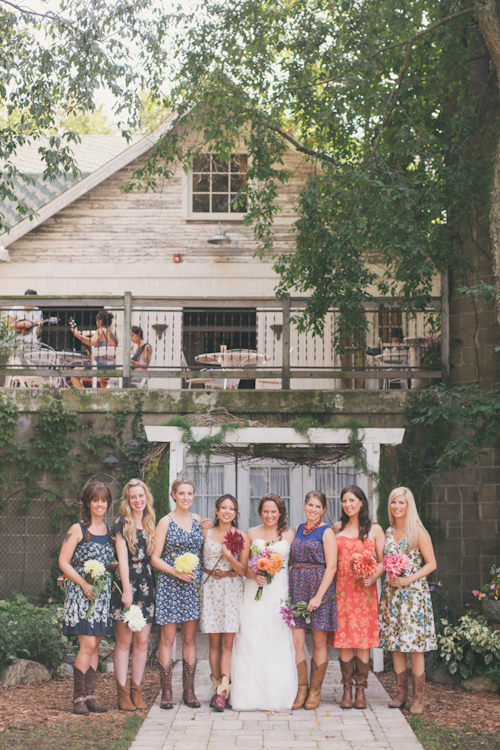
112,581,148,631
83,559,111,620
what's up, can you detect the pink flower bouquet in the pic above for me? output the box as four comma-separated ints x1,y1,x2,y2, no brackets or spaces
351,550,378,604
249,543,284,601
383,552,411,579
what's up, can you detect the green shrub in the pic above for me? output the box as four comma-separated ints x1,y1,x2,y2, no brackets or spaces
0,593,69,672
438,613,500,682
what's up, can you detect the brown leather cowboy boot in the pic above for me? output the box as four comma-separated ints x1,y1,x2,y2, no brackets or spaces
159,659,174,709
116,679,136,711
292,660,308,709
305,660,328,710
389,670,408,709
211,675,230,712
73,667,89,715
130,681,147,710
339,658,354,709
354,657,369,709
409,673,425,714
85,666,108,713
182,659,200,708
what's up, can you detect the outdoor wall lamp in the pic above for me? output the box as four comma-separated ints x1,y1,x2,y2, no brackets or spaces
208,223,231,244
102,450,120,466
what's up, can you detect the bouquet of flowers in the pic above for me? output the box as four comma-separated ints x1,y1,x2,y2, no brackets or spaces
248,543,284,601
224,528,245,556
173,552,201,595
280,591,342,627
83,559,111,620
112,581,148,631
352,550,378,604
57,574,70,593
383,552,411,602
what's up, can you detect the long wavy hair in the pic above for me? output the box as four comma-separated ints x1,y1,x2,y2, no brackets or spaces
388,486,425,549
213,494,239,527
120,479,156,555
258,493,289,540
339,484,372,542
80,482,112,542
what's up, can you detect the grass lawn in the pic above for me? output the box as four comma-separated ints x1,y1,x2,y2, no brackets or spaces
409,716,500,750
0,715,144,750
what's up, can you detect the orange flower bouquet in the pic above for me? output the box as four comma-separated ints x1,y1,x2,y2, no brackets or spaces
249,543,284,601
352,549,378,604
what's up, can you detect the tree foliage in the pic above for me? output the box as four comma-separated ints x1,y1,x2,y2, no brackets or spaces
129,0,499,346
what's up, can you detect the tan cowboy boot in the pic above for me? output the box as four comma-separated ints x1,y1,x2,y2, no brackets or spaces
292,661,308,709
212,674,230,712
305,660,328,710
116,678,136,711
389,670,408,709
130,680,147,710
409,673,425,714
339,658,354,709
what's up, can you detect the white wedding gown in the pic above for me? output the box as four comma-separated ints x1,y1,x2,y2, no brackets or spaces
231,539,298,711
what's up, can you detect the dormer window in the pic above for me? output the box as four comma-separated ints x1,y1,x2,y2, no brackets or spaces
191,153,247,217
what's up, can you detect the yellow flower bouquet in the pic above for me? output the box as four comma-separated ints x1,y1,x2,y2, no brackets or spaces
173,552,201,595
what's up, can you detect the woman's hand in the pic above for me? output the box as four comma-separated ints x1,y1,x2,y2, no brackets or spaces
307,594,322,612
256,574,266,587
200,518,214,530
362,575,377,587
81,581,96,600
121,589,133,608
220,544,233,561
389,576,409,588
175,570,196,583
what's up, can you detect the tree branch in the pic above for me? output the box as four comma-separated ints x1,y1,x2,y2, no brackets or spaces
265,123,337,165
0,0,59,21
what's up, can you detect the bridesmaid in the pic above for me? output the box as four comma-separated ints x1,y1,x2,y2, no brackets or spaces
379,487,437,714
200,494,250,711
289,490,338,709
59,482,114,715
151,477,205,709
328,485,385,710
111,479,156,711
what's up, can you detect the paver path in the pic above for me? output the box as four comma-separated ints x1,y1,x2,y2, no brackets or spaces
130,660,423,750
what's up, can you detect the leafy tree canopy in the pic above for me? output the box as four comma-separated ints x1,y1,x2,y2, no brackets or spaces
131,0,499,348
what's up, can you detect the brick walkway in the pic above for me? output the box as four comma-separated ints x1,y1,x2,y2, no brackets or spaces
130,658,423,750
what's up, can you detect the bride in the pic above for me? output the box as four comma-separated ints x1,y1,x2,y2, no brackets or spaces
231,493,297,711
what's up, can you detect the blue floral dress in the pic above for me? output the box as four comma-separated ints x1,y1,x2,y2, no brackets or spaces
378,527,437,652
62,522,114,636
155,514,204,624
289,523,337,630
110,516,155,624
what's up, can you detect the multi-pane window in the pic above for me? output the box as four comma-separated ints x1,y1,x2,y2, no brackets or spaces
314,466,357,527
192,154,247,214
184,465,225,520
249,467,290,528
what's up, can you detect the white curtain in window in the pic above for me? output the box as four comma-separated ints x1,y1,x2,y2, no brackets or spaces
185,464,225,520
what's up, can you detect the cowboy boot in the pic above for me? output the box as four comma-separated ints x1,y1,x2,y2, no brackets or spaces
389,670,408,709
116,679,136,711
305,660,328,710
354,657,369,709
292,660,308,710
130,681,147,710
85,666,108,713
210,675,220,705
159,659,174,709
73,667,90,716
211,675,230,712
409,673,425,715
339,658,354,709
182,659,201,708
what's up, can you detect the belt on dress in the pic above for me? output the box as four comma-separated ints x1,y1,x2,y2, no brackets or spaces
290,563,326,569
203,567,238,579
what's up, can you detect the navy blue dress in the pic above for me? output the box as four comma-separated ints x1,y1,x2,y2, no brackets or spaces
289,523,337,631
62,522,114,636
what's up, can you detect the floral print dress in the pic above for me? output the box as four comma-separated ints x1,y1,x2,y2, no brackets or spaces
62,521,114,636
378,528,437,652
110,516,155,624
200,529,244,633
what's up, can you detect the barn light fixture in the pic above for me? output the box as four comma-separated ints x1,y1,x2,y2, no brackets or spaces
208,223,231,244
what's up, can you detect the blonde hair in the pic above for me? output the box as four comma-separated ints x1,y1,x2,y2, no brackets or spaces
171,476,195,498
387,486,426,549
120,479,156,555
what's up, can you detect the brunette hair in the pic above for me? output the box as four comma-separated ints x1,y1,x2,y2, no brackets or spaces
339,484,372,542
305,490,327,509
119,479,156,555
257,493,289,539
171,476,196,499
213,494,239,527
80,482,112,542
96,310,114,328
131,325,144,339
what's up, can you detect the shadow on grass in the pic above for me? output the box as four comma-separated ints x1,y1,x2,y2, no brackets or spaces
409,716,500,750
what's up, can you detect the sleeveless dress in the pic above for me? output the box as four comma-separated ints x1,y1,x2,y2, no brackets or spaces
327,536,379,649
200,528,245,633
62,522,114,636
155,513,205,624
231,539,298,711
378,528,437,652
289,523,337,631
110,516,155,624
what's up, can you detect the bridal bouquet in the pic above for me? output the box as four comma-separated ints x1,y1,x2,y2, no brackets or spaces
351,550,378,604
112,581,148,631
83,559,111,620
249,543,284,601
173,552,201,595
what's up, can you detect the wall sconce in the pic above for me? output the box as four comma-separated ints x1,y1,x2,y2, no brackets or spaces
102,450,120,466
152,323,168,341
208,223,231,244
270,324,283,341
173,253,182,263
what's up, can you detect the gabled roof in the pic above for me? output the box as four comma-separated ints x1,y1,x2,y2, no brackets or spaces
2,116,175,247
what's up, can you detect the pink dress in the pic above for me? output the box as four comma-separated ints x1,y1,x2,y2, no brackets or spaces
327,536,379,649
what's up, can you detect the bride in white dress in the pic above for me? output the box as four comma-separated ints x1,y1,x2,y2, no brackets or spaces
231,493,298,711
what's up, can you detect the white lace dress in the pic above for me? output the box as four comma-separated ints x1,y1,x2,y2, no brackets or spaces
230,539,298,711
